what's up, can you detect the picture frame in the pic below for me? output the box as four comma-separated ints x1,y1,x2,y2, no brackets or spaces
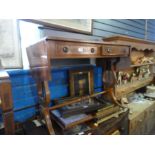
25,19,92,34
0,19,22,69
69,68,94,97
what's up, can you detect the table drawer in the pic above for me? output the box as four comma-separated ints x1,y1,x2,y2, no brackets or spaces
55,41,100,58
101,45,130,57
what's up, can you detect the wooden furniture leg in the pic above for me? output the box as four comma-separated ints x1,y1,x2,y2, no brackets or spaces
41,106,55,135
3,111,14,134
37,81,55,135
0,68,15,135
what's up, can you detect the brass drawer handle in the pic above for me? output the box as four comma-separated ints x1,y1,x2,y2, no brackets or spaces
0,98,2,105
63,47,69,53
138,119,143,122
91,48,95,53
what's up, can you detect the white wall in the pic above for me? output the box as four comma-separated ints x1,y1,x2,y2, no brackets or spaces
19,20,41,69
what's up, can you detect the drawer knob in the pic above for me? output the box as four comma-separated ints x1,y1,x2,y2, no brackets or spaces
91,48,95,53
139,119,143,122
63,47,69,53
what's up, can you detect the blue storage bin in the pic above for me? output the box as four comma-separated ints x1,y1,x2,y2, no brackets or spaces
5,65,103,123
14,107,37,122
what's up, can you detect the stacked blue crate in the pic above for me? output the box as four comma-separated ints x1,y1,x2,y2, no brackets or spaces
49,65,103,100
0,65,103,123
7,69,38,122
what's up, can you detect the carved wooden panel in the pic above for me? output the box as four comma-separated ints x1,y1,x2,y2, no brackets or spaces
115,76,153,98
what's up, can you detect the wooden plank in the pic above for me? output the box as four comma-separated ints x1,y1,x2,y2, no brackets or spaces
94,19,144,34
147,32,155,41
147,20,155,26
113,20,144,34
93,21,144,38
93,28,144,39
93,29,117,37
147,23,155,32
49,90,108,111
129,19,146,25
95,19,144,30
114,19,145,30
115,77,153,98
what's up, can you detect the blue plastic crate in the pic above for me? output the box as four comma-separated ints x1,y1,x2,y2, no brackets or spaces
5,65,104,123
14,107,37,122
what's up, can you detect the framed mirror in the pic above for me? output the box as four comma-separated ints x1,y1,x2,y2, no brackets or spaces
24,19,92,34
69,68,94,97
